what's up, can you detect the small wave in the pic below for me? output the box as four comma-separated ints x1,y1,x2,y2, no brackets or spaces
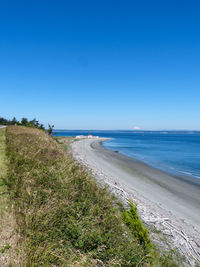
177,171,200,180
179,171,193,176
160,132,169,134
169,167,175,170
193,175,200,180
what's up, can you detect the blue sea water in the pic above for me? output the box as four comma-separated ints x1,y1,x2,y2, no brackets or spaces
53,130,200,180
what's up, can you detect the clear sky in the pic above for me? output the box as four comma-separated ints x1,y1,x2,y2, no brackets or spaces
0,0,200,130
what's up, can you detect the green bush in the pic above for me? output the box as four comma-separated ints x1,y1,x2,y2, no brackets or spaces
122,201,153,255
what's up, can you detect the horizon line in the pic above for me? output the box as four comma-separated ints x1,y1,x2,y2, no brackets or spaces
53,129,200,132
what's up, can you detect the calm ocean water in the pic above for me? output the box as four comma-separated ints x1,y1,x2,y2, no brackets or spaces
53,130,200,180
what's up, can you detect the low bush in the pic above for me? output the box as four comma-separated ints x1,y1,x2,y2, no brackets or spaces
122,201,153,254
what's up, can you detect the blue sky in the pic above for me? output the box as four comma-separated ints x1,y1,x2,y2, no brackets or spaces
0,0,200,130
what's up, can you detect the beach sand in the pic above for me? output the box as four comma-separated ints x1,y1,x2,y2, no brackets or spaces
70,138,200,264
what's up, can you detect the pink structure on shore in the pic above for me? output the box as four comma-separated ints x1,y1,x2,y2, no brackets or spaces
75,134,99,139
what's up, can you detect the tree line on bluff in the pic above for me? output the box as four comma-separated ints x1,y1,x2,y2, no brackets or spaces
0,116,54,135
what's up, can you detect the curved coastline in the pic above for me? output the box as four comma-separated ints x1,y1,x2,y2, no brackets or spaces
100,139,200,187
101,139,200,186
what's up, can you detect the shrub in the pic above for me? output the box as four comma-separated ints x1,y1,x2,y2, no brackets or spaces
122,201,153,254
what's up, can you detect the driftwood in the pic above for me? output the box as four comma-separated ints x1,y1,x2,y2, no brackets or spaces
145,216,200,264
145,218,169,223
108,180,200,265
164,222,200,262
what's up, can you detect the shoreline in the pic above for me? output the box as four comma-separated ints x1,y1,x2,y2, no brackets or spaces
70,138,200,265
101,139,200,186
91,139,200,229
100,139,200,188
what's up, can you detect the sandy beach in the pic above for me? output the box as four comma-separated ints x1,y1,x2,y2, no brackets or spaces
71,138,200,265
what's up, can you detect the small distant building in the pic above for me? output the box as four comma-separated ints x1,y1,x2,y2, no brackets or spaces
75,134,100,139
88,135,100,139
75,135,85,139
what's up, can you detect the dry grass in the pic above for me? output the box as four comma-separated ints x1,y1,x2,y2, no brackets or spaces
5,126,178,266
0,128,18,266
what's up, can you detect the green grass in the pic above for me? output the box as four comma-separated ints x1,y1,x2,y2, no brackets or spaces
54,136,73,140
54,136,77,152
0,127,7,217
0,128,17,266
5,126,178,266
0,127,6,186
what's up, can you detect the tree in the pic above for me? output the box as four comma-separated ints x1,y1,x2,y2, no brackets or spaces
30,118,41,128
38,124,45,130
0,117,8,125
11,117,17,125
47,124,54,135
0,116,49,132
21,117,28,126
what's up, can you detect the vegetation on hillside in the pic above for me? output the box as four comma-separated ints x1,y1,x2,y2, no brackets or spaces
0,116,45,129
122,201,153,254
4,126,177,266
0,128,17,266
0,116,54,135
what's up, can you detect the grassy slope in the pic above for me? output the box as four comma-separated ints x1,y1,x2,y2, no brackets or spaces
0,128,7,213
0,128,17,265
5,126,177,266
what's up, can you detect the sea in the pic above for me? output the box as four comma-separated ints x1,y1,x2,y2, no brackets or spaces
53,130,200,181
